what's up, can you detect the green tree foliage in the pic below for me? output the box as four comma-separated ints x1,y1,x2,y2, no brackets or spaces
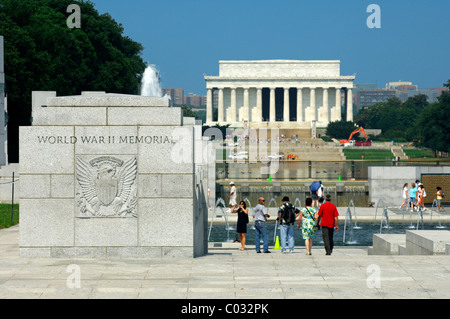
0,0,146,162
415,80,450,153
354,95,429,141
325,120,358,140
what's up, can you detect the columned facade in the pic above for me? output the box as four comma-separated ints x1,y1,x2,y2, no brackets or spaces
205,60,355,128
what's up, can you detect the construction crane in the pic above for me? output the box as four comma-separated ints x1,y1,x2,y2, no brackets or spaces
339,127,369,144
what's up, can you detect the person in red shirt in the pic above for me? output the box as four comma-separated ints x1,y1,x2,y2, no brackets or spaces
317,194,339,255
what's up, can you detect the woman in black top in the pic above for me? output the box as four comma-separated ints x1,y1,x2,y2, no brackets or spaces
232,201,249,251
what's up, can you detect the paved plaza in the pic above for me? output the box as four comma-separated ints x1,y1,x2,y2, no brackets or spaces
1,225,450,299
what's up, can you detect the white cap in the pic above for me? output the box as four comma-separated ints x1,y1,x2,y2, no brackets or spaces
229,181,235,185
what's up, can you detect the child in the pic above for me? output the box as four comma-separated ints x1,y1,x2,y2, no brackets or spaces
400,183,409,209
417,184,426,211
436,187,445,212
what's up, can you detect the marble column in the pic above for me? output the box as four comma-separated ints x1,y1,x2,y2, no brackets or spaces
206,88,213,123
310,88,316,121
218,88,224,123
283,88,290,122
256,88,262,122
323,88,329,122
334,88,341,121
347,87,353,121
230,88,237,122
243,88,249,121
269,88,276,122
297,88,303,122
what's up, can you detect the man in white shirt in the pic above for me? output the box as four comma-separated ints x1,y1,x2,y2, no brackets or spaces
228,181,237,207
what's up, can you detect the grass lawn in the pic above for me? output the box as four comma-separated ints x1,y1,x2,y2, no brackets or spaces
403,148,435,159
343,149,394,160
0,204,19,230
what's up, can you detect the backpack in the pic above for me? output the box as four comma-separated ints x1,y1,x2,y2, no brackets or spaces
281,204,297,224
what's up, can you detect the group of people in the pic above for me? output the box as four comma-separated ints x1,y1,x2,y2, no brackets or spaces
227,181,339,255
399,180,446,212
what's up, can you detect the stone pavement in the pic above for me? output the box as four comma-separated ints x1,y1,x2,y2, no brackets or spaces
1,225,450,299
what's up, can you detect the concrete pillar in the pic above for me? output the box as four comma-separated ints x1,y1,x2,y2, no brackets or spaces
323,88,329,122
297,88,303,122
310,88,316,121
269,88,276,122
206,88,213,123
335,88,342,121
230,88,236,122
256,88,262,122
347,87,353,121
283,88,290,122
243,88,249,121
218,88,224,123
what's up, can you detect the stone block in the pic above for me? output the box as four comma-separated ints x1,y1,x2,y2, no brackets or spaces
162,174,193,198
20,248,51,258
51,175,74,198
33,107,107,126
406,230,450,255
138,126,194,174
106,247,162,258
138,174,162,198
138,198,193,247
20,126,75,174
75,218,138,247
369,234,405,255
20,199,74,247
47,94,170,107
75,126,138,155
108,107,182,126
52,247,107,258
20,175,50,199
446,243,450,255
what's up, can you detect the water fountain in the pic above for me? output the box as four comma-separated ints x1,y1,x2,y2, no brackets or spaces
347,199,361,229
343,200,360,244
379,207,391,233
416,207,424,230
208,198,233,242
243,198,256,230
430,199,447,229
294,198,302,210
140,65,163,97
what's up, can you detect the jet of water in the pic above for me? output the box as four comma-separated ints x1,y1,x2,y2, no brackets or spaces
140,65,163,97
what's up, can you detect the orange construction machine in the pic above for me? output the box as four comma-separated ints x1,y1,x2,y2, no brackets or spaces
339,127,370,144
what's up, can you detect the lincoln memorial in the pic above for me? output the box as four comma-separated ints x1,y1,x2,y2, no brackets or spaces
205,60,355,132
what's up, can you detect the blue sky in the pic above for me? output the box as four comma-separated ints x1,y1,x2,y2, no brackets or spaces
91,0,450,95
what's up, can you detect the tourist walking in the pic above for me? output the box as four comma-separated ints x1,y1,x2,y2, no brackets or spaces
297,197,318,255
417,184,426,211
400,183,409,209
231,201,249,251
253,197,271,253
410,182,418,212
278,196,300,253
317,194,339,255
436,187,445,211
228,181,237,208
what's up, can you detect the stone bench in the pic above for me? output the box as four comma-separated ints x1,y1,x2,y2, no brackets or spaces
369,230,450,255
406,230,450,255
368,234,405,255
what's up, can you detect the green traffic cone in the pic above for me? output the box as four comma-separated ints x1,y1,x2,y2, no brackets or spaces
268,174,272,182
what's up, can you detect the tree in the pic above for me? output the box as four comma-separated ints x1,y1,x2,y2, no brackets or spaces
0,0,146,162
415,80,450,153
326,120,358,140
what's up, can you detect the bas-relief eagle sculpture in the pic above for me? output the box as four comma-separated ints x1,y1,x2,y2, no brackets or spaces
76,156,138,218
